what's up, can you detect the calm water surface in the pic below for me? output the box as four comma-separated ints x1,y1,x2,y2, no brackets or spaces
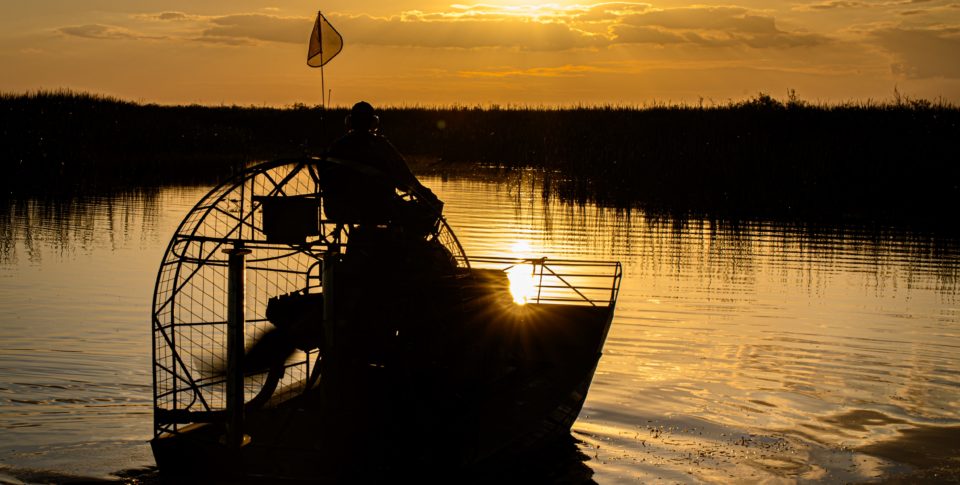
1,174,958,483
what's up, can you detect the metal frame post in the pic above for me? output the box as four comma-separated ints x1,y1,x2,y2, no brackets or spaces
224,245,252,449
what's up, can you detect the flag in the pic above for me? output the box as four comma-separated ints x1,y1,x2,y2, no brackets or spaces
307,11,343,67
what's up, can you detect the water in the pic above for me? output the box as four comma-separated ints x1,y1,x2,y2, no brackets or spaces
1,174,959,483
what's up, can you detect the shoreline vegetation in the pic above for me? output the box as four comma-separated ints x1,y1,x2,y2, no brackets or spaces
2,90,958,233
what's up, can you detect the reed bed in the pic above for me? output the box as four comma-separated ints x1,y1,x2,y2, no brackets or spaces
2,90,957,231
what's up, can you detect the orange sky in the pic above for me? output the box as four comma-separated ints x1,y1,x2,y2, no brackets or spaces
1,1,958,106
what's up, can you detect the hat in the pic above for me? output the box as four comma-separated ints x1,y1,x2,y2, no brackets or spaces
348,101,377,131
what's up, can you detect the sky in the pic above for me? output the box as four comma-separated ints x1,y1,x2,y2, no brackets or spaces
1,0,958,106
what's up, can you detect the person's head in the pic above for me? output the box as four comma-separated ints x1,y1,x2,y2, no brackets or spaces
346,101,379,133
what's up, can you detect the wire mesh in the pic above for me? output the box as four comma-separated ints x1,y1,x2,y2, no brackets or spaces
152,161,324,434
151,158,470,436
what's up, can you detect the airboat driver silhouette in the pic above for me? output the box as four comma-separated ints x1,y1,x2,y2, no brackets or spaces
322,101,443,237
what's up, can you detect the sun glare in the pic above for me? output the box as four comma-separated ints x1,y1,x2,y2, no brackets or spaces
505,240,539,304
450,2,580,21
507,264,537,305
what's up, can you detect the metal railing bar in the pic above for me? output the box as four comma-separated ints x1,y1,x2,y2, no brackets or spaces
542,265,596,307
246,266,310,276
536,272,620,278
160,321,226,330
247,249,316,264
536,284,614,291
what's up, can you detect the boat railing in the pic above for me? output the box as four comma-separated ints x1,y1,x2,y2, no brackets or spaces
468,256,622,308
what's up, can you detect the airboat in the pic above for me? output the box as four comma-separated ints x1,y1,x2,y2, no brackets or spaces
149,157,622,481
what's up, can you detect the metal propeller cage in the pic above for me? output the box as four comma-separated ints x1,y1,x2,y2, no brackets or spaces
150,158,468,437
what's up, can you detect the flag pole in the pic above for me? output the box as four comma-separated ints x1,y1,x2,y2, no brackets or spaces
307,10,343,149
319,11,326,145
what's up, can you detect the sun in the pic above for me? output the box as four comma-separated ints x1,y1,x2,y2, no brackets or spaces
507,264,537,305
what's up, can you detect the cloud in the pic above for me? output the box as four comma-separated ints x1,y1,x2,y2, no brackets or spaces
574,2,652,21
618,7,777,33
432,2,651,22
157,12,191,21
331,13,603,51
796,1,868,11
201,14,312,44
611,7,827,48
57,13,307,46
896,2,960,16
611,25,687,44
331,5,823,51
458,64,608,78
873,27,960,78
185,12,598,51
57,24,163,41
191,35,256,46
130,11,197,22
54,5,825,52
129,7,617,51
794,0,941,10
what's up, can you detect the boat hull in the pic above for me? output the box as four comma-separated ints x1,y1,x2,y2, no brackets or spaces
151,291,614,482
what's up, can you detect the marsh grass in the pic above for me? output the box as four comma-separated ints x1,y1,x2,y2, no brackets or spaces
389,94,959,231
2,90,958,230
1,90,332,191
